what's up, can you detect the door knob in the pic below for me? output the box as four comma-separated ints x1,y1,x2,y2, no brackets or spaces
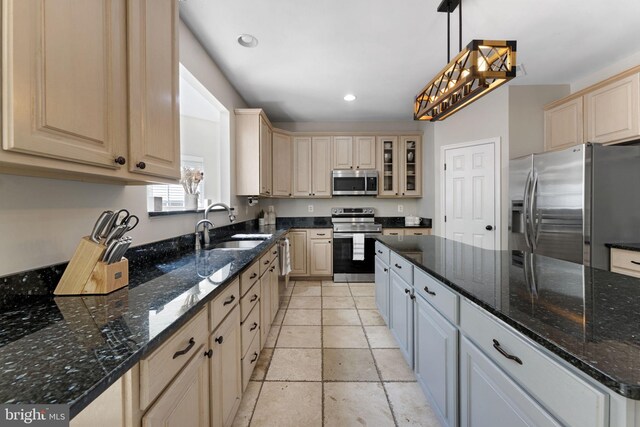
486,225,493,231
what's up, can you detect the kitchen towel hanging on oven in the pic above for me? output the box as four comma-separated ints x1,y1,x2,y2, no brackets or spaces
352,233,365,261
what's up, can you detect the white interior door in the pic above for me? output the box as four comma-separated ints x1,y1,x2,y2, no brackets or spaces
444,142,497,249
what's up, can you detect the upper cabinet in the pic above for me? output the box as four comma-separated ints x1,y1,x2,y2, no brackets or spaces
292,137,312,197
378,136,399,196
544,66,640,151
400,136,422,197
272,132,292,197
1,0,181,182
292,136,331,198
377,135,422,198
235,109,273,196
332,136,376,170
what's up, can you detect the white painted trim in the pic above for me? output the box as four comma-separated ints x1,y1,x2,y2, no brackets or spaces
440,137,502,250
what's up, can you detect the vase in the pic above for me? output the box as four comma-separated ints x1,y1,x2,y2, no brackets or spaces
184,193,198,210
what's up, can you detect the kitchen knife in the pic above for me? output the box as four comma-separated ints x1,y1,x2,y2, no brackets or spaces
104,224,127,246
102,238,119,262
99,211,118,240
109,239,131,264
106,240,123,264
90,211,113,243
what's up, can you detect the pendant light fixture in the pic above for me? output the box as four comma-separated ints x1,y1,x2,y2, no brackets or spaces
414,0,517,121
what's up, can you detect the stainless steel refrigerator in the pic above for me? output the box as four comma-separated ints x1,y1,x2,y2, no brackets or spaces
509,143,640,270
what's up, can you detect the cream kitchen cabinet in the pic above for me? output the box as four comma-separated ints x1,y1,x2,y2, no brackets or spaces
236,109,273,196
270,260,280,322
1,0,180,183
610,248,640,278
376,135,422,197
400,136,422,197
544,97,584,152
308,229,333,276
332,136,376,170
377,136,400,196
289,230,309,276
292,136,331,197
272,132,292,197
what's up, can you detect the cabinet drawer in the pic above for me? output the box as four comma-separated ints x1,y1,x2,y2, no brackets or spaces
611,248,640,278
240,282,261,322
405,228,431,236
308,229,332,239
390,251,413,284
259,247,275,277
460,299,608,427
240,261,260,296
241,305,260,358
375,241,390,265
139,308,209,410
414,268,458,324
241,333,261,392
210,278,240,331
383,228,404,236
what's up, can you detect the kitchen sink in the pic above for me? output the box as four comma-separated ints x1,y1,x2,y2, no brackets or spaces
230,233,272,239
212,240,264,250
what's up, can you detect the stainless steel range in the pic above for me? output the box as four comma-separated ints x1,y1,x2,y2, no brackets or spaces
331,207,382,282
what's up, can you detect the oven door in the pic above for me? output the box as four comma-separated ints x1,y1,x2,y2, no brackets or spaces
332,232,379,282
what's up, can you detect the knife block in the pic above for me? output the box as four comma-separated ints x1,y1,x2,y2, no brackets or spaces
54,236,129,295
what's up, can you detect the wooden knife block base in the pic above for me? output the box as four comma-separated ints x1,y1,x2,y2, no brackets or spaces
54,236,129,295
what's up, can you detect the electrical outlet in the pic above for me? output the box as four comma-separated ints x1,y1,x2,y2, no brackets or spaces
398,204,404,213
308,205,314,213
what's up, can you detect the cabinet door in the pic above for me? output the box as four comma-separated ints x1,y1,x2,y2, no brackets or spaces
354,136,376,169
460,336,561,427
374,257,389,325
544,98,584,152
4,0,128,169
400,136,422,197
377,136,399,196
292,137,312,197
210,306,242,427
143,347,210,427
309,239,333,276
289,231,308,276
270,262,280,322
312,137,332,197
272,132,292,197
260,275,272,349
259,118,273,196
332,136,353,169
389,271,414,367
128,0,180,179
586,73,640,144
415,296,457,427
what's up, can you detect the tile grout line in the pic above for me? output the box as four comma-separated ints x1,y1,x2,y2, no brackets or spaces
321,280,325,427
350,280,400,427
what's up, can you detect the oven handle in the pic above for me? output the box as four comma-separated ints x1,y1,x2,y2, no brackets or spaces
334,232,382,239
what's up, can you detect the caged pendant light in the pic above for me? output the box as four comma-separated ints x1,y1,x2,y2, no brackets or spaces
414,0,517,121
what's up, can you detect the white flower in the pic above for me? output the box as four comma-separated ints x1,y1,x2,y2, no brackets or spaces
180,167,204,194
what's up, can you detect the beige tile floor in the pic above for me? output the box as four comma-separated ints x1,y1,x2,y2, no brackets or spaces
232,280,441,427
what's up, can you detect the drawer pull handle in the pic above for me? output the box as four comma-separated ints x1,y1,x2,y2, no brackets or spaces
377,250,383,254
173,338,195,359
270,266,275,272
423,286,436,296
204,349,213,358
395,263,402,269
492,339,523,365
404,288,411,294
250,273,258,279
631,260,640,266
317,233,326,236
250,352,259,363
273,250,277,255
223,295,236,306
215,336,224,344
264,260,270,265
250,294,258,302
410,294,416,300
383,268,388,272
250,322,258,331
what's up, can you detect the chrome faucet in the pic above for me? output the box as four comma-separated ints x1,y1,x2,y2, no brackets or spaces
195,219,214,251
202,202,236,246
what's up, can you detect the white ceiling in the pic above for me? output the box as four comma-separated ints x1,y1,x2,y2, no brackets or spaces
179,0,640,122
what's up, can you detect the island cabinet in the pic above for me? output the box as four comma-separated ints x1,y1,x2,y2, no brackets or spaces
388,252,414,366
2,0,181,183
374,242,390,325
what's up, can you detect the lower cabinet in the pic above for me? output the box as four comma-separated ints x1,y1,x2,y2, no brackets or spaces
308,237,332,276
289,230,308,276
460,336,561,427
209,306,242,427
389,270,414,366
374,256,389,325
289,228,334,278
270,260,280,322
142,347,210,427
260,273,272,350
414,295,457,427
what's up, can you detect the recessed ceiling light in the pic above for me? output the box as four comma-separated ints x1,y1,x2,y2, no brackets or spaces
237,34,258,48
343,94,356,102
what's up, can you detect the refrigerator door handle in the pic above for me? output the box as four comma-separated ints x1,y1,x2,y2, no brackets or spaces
529,173,540,247
523,171,533,250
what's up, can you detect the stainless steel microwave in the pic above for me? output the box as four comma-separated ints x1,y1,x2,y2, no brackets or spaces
332,170,378,196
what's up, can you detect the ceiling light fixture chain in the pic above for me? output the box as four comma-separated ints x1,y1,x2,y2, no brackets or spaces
414,0,516,121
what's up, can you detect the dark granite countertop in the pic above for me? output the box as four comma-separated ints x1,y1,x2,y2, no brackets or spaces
376,217,432,228
0,221,288,418
377,235,640,400
606,243,640,253
276,217,332,228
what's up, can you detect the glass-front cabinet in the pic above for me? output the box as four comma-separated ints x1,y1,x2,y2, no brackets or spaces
376,135,422,197
377,136,399,196
400,136,421,197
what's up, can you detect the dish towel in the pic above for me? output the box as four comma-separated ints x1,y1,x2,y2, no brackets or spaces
352,233,365,261
280,238,292,275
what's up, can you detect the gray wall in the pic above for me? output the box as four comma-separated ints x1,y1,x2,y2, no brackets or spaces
0,21,257,276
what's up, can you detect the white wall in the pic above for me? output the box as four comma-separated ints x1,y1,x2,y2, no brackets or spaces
571,51,640,92
416,122,435,220
0,21,256,276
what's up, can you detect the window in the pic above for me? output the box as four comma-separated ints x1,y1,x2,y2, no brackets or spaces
148,64,230,212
